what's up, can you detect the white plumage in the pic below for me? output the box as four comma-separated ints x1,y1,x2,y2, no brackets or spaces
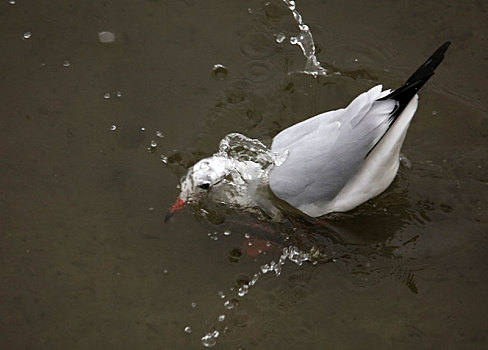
167,42,450,221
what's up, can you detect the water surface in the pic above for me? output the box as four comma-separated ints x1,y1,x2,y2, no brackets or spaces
1,0,487,349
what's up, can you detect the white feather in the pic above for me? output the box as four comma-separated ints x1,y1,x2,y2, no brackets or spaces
268,85,415,217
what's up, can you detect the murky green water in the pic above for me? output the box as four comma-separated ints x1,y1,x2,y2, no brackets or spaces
1,0,487,349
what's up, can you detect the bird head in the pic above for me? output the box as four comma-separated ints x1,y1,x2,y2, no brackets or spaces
165,156,233,221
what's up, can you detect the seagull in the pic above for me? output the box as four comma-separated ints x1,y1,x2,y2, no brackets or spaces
166,42,450,221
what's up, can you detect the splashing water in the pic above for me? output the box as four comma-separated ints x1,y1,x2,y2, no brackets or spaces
200,245,319,347
181,133,287,219
282,0,327,77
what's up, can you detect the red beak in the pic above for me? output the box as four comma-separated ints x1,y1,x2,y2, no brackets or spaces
165,196,186,222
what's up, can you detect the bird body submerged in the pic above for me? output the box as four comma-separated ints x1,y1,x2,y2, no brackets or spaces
168,42,450,220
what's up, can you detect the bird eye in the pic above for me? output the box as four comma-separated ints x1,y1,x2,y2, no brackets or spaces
198,183,210,190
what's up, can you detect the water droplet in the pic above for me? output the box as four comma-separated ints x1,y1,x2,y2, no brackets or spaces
201,331,219,347
211,64,228,80
354,58,359,63
275,33,286,43
98,31,116,43
223,230,231,236
62,60,70,67
140,127,146,131
110,124,117,131
249,273,260,286
223,299,238,310
218,315,225,322
23,32,32,40
104,92,111,99
184,326,192,334
237,284,249,297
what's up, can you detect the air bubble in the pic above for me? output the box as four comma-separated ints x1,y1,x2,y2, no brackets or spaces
98,31,115,43
150,140,157,147
201,330,219,347
156,130,164,138
103,92,111,99
218,315,225,322
211,64,228,80
184,326,192,334
9,0,16,5
23,32,32,40
161,155,168,164
109,124,117,131
116,91,122,97
62,60,70,67
191,302,197,308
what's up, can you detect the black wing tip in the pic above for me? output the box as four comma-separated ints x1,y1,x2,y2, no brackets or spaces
379,41,451,108
365,42,451,159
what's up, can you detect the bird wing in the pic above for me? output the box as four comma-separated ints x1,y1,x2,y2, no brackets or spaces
269,85,397,209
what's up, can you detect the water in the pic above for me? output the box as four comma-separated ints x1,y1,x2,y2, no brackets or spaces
176,133,286,221
282,0,327,77
1,0,488,349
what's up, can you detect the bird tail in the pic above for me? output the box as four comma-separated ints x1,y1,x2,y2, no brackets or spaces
379,41,451,111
